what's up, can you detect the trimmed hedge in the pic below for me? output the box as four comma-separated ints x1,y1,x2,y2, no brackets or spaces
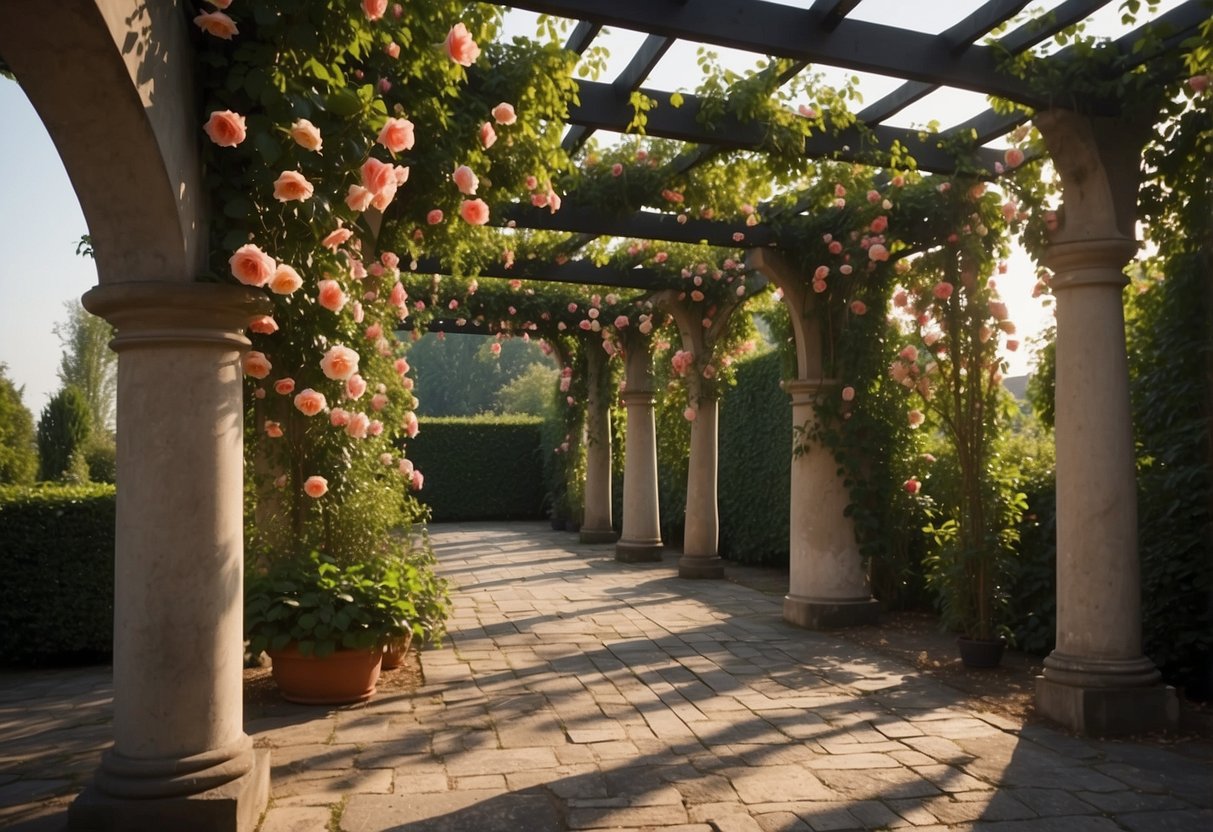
407,416,547,522
0,484,115,665
718,350,792,566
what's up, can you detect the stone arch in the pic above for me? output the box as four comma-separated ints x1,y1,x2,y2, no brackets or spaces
0,0,206,285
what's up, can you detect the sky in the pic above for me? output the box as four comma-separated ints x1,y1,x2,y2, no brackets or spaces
2,0,1178,415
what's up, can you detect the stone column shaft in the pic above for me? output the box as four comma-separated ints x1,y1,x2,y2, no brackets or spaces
70,283,269,831
784,380,880,628
617,339,662,561
679,397,723,578
581,346,617,544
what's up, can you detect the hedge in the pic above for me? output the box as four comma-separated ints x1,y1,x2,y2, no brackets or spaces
718,350,792,566
406,416,547,522
0,484,115,665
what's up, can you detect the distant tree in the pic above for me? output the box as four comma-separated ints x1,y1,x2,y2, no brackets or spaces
496,362,558,417
54,299,116,434
37,385,93,482
0,363,37,484
403,333,551,416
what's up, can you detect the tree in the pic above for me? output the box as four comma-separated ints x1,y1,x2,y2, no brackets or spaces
495,362,558,416
0,363,37,484
37,385,93,482
54,299,116,435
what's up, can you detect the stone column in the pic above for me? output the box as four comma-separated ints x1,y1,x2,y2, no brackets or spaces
617,336,663,562
680,395,723,578
1033,108,1177,735
580,343,617,544
784,380,881,628
70,283,270,832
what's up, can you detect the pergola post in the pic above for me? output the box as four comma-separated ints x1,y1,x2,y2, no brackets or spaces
70,283,270,831
748,249,879,628
580,341,617,543
616,331,663,562
1033,108,1178,735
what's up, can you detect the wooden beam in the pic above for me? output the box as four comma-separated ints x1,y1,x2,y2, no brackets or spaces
564,20,601,54
499,202,774,248
411,256,678,289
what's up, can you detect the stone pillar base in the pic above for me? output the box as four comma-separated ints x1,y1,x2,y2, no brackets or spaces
616,540,664,563
783,595,880,630
70,748,270,832
580,527,619,544
678,555,724,579
1035,677,1178,736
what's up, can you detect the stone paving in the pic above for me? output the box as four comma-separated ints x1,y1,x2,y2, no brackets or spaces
3,521,1212,831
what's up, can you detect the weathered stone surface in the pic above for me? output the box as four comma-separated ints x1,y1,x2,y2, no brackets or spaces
341,791,561,832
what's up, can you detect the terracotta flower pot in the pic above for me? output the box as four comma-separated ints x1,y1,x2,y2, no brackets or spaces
381,631,414,671
267,644,383,704
957,636,1006,669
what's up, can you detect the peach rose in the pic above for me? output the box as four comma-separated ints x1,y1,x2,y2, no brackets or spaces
242,351,272,379
362,0,387,19
322,228,352,250
346,411,370,439
229,244,275,287
294,388,327,417
194,10,238,39
264,420,284,438
444,22,480,66
1004,148,1025,169
273,170,314,202
868,243,889,262
289,119,323,151
386,41,400,59
410,469,424,491
345,185,374,212
346,374,368,400
303,476,328,499
248,314,278,334
274,378,295,395
317,279,347,313
203,110,246,147
370,182,397,212
452,165,478,195
320,345,360,381
377,118,415,153
427,209,444,225
459,199,489,225
492,102,517,125
480,121,497,149
269,263,303,295
371,393,388,411
361,157,396,194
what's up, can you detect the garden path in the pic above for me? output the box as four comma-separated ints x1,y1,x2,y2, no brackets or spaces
2,521,1211,831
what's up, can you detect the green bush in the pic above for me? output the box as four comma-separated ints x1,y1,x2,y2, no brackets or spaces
406,415,546,521
718,350,791,566
37,386,93,482
0,484,115,664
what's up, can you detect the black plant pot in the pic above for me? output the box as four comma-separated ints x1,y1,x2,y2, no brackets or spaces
957,636,1006,669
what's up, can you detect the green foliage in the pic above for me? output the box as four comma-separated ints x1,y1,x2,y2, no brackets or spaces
0,364,37,485
718,350,790,566
54,300,116,435
403,333,551,416
0,484,115,664
405,415,546,521
37,386,92,483
83,435,117,484
245,540,449,658
495,362,558,417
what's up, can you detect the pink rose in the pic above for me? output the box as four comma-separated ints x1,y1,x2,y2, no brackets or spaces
203,110,246,147
798,104,818,118
444,22,480,66
264,420,283,438
1189,74,1210,94
395,358,410,375
870,216,888,234
330,408,350,427
273,170,314,202
410,469,424,491
303,476,328,499
274,378,295,395
492,102,517,125
346,374,367,400
480,121,497,149
361,157,396,195
369,420,384,437
346,411,370,439
229,244,275,287
370,183,397,212
242,351,271,379
683,407,697,422
849,300,867,315
547,190,562,213
289,119,322,151
932,282,954,300
489,342,502,356
321,228,352,250
317,279,347,313
614,315,630,329
377,118,416,153
1004,148,1025,169
269,264,303,295
452,165,478,195
362,0,387,19
427,209,444,225
294,389,327,417
868,243,889,262
194,11,238,39
907,409,925,428
611,163,623,177
248,315,277,334
841,386,855,402
904,478,921,495
459,199,490,225
346,185,375,212
371,393,389,411
320,345,360,381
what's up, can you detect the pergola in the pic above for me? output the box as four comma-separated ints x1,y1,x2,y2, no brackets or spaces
0,1,1205,829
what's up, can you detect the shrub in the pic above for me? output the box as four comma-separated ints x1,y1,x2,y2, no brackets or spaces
0,484,115,664
406,415,546,521
37,386,92,482
0,364,37,485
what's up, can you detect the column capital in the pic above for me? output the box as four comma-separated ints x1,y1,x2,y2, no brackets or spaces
783,378,837,404
1044,237,1137,291
83,281,269,352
